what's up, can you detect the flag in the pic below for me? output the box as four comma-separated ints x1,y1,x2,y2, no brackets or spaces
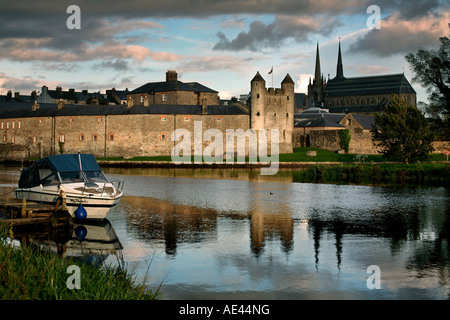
268,67,273,74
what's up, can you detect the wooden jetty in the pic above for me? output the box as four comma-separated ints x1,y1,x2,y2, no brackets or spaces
0,194,73,227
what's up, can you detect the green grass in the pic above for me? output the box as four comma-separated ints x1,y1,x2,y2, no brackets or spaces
0,224,160,300
292,162,450,186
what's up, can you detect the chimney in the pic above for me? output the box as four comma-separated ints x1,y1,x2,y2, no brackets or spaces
166,70,178,82
202,98,208,115
143,95,149,107
57,99,65,110
14,92,21,100
31,90,37,100
127,96,134,109
7,90,12,99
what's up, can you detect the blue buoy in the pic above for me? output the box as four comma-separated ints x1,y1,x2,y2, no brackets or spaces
75,226,87,241
74,204,87,221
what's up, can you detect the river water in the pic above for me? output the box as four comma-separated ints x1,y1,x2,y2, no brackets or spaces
1,166,449,300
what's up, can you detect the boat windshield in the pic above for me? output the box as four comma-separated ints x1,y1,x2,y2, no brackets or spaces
59,171,108,184
84,171,109,183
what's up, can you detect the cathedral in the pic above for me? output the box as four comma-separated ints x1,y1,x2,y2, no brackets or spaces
307,41,417,114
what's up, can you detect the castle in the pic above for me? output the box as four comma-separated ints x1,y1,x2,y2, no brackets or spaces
0,42,427,161
0,70,294,160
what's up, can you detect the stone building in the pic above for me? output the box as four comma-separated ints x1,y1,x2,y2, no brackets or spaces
0,71,295,160
126,70,220,107
293,107,380,154
308,41,416,114
249,72,295,154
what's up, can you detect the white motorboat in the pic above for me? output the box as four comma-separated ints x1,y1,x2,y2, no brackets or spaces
15,154,123,220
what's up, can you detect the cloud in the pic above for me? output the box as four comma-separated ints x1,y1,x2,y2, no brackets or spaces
93,59,130,71
349,11,450,57
213,15,340,52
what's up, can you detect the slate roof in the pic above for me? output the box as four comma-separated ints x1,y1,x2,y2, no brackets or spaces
0,102,248,119
325,73,416,98
294,117,344,128
130,81,218,94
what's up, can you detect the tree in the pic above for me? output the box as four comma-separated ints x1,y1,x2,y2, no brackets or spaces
405,37,450,138
338,129,351,153
371,95,435,163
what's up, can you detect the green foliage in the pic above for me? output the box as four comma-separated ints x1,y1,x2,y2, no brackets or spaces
0,225,160,300
405,37,450,116
58,141,64,154
292,163,450,186
338,129,351,153
371,95,435,163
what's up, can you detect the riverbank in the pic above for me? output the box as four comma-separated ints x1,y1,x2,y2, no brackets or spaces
292,162,450,186
0,224,160,300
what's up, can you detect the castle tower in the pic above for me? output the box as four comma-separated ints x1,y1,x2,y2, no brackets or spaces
281,74,295,152
250,71,294,153
250,71,266,131
307,42,324,106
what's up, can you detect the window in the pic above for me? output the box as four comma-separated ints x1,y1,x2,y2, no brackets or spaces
257,94,260,99
38,118,43,124
216,116,223,122
273,112,277,117
97,117,103,123
6,121,9,129
109,134,114,141
184,116,191,122
347,118,351,126
69,117,74,123
140,95,145,103
160,133,167,141
79,134,84,142
286,113,289,118
12,121,15,129
59,134,65,143
11,136,15,144
18,121,21,129
162,94,168,102
92,134,98,141
0,122,3,129
33,136,38,143
3,135,6,143
160,116,167,122
179,134,185,141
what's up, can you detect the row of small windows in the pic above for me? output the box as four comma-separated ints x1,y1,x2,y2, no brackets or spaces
1,120,22,129
58,134,115,143
327,95,415,106
140,94,168,103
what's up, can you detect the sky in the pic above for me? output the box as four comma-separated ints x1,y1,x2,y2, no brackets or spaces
0,0,449,104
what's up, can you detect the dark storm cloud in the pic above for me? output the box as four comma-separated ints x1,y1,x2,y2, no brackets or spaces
213,15,340,52
349,10,449,57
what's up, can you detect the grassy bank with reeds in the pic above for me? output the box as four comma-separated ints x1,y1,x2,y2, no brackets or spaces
292,162,450,186
0,224,160,300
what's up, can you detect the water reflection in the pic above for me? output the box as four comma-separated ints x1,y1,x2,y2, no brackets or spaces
1,166,450,299
13,220,123,266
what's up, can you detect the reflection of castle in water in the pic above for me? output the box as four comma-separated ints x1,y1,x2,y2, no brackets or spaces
123,190,450,287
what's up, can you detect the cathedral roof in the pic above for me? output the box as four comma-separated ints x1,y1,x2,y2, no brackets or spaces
325,73,416,97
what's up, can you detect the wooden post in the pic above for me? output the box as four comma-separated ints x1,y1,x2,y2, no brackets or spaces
21,198,26,218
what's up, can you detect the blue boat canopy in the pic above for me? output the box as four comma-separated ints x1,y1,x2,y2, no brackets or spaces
18,154,103,188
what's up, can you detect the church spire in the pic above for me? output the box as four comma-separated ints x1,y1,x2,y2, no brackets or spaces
336,39,345,79
314,42,321,85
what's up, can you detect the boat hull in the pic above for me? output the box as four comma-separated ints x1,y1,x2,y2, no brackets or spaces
15,188,122,220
